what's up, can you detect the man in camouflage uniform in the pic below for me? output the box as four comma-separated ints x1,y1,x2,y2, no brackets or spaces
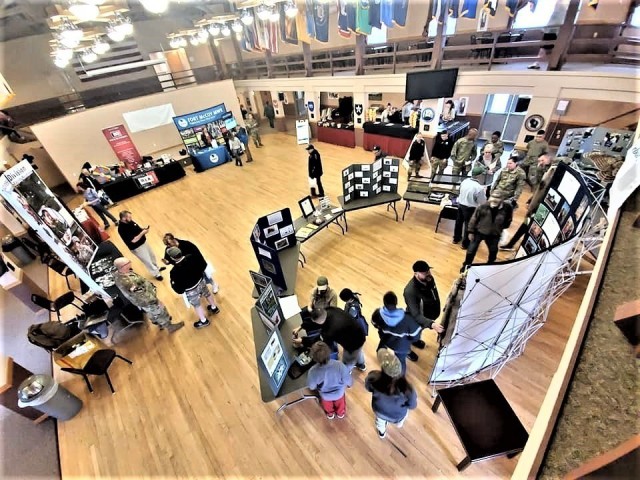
450,128,478,176
489,131,504,163
113,257,184,333
522,129,549,187
245,113,263,148
491,155,526,208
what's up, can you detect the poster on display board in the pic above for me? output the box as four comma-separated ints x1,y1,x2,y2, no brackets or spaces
341,157,399,204
101,124,142,171
296,120,310,145
173,103,232,153
0,160,109,298
259,327,290,396
516,163,598,258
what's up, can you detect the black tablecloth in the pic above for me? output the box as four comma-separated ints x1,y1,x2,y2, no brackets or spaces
363,122,417,140
102,162,186,202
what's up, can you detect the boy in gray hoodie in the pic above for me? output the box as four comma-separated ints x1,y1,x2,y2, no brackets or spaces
307,341,353,419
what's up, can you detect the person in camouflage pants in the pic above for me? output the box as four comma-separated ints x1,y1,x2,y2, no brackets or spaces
245,113,263,148
113,257,184,333
491,156,526,207
522,130,549,187
450,129,478,176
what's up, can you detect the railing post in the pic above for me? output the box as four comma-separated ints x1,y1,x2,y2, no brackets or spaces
355,34,366,75
329,50,334,76
547,0,581,71
265,50,274,78
392,42,397,74
488,33,498,70
302,41,313,77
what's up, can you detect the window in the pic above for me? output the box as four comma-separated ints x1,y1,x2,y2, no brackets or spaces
631,4,640,27
513,0,569,29
367,25,387,45
426,17,457,38
487,94,510,114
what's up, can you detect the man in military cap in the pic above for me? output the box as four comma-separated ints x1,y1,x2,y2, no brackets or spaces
450,128,478,176
491,154,526,208
113,257,184,333
522,129,549,187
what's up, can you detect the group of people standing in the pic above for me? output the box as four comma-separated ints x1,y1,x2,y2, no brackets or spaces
301,260,444,438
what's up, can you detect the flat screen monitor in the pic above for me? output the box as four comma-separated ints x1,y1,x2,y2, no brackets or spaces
405,68,459,101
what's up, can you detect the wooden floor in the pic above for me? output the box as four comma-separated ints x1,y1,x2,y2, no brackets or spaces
51,132,588,478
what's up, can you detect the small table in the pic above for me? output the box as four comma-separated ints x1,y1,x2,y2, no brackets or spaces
338,192,402,229
316,126,356,148
250,308,318,413
293,206,346,264
191,145,231,172
431,379,529,471
102,162,186,202
252,243,300,299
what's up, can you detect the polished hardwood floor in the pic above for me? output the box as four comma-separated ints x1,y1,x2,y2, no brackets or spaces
51,132,588,478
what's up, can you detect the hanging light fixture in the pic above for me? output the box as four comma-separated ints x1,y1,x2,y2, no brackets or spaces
169,36,182,49
208,23,220,36
196,28,209,42
231,20,243,33
91,36,110,54
68,1,100,22
189,35,200,46
269,7,280,22
256,5,271,21
81,49,98,63
107,21,126,42
54,54,70,68
114,13,133,36
55,48,74,61
58,18,83,48
140,0,170,14
284,1,298,18
221,24,231,37
240,9,254,25
235,32,243,41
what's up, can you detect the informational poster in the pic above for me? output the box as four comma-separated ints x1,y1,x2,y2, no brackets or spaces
101,124,142,171
172,103,229,151
259,328,290,395
296,119,310,145
0,161,108,297
342,157,400,203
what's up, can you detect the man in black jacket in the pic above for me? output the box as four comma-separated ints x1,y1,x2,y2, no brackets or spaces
372,291,422,374
301,307,366,371
162,233,219,293
430,130,453,179
462,192,513,271
306,144,325,197
168,247,220,329
407,134,426,180
403,260,445,362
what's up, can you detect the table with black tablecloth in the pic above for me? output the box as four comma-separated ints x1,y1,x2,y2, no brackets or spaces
316,126,356,148
363,122,417,157
101,161,186,202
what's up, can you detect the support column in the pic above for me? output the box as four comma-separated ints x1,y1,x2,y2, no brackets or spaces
355,34,366,75
546,0,581,71
353,90,367,148
265,50,274,78
302,41,313,77
270,91,287,132
208,39,228,79
431,2,448,70
231,36,246,79
304,90,321,139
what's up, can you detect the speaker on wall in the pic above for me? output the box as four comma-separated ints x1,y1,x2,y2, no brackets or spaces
515,97,531,113
278,92,285,101
556,100,570,115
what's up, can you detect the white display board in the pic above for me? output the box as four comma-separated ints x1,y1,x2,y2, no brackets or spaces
296,119,310,145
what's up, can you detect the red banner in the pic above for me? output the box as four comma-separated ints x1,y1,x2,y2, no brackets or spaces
101,124,142,171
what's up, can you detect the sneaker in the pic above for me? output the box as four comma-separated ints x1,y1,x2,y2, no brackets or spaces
194,319,211,329
460,244,468,250
212,283,220,294
413,340,426,349
166,322,184,333
337,413,345,419
159,266,167,272
207,305,220,315
408,350,419,362
377,428,387,439
326,414,335,420
355,363,367,372
154,275,164,281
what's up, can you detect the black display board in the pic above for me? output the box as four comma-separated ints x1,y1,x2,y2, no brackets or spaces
250,240,287,292
341,157,400,204
517,163,598,258
251,208,296,251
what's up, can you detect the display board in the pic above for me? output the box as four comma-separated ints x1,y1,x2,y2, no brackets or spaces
255,281,285,332
250,240,287,293
517,163,598,258
101,124,142,171
259,327,290,396
251,208,296,252
557,126,633,160
296,119,310,145
341,157,400,203
0,160,108,298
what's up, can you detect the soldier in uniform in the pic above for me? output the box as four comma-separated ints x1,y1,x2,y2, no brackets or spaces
491,155,526,208
113,257,184,333
450,128,478,176
489,131,504,163
245,113,263,148
522,129,549,187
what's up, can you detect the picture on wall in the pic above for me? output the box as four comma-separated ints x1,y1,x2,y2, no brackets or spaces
533,203,550,225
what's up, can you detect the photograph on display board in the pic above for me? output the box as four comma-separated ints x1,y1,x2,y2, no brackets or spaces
250,270,271,296
575,196,589,222
260,328,286,377
561,217,575,240
298,196,315,218
557,172,581,204
557,201,571,226
256,283,284,331
542,214,561,245
523,237,537,255
544,188,561,211
529,222,543,241
264,224,279,238
533,203,550,226
538,234,549,250
261,258,277,275
274,237,289,250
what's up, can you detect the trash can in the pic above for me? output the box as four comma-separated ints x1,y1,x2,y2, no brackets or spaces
17,374,83,421
2,234,34,266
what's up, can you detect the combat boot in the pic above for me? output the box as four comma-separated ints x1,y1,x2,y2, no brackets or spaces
166,321,185,333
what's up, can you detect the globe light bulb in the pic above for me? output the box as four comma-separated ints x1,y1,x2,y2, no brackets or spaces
284,1,298,18
92,37,110,54
189,36,200,46
54,55,70,68
232,20,243,33
81,49,98,63
208,24,220,36
140,0,170,14
69,2,100,22
269,8,280,22
240,9,254,25
197,29,209,42
107,24,126,42
221,24,231,37
256,5,270,21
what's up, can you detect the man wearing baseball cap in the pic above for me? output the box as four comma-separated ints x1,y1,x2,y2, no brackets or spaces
403,260,445,362
310,275,338,310
306,144,324,197
372,145,386,161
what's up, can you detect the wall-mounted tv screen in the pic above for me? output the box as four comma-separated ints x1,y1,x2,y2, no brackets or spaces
405,68,459,101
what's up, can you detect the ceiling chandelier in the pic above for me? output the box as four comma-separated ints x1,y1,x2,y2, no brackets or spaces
256,5,271,21
240,9,254,26
140,0,170,14
91,36,110,55
231,20,243,33
284,1,298,18
169,36,187,48
269,8,280,22
221,24,231,37
208,24,220,36
81,49,98,63
106,13,133,42
68,1,100,22
58,18,83,48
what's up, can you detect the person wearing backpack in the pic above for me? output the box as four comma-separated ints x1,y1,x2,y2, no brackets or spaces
339,288,369,337
371,291,422,374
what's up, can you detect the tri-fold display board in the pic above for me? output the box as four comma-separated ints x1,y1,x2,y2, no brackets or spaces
341,157,400,204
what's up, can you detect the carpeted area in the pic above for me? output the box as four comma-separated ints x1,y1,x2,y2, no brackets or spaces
539,189,640,478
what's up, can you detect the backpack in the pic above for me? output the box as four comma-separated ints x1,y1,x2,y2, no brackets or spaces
345,296,369,336
28,321,80,351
